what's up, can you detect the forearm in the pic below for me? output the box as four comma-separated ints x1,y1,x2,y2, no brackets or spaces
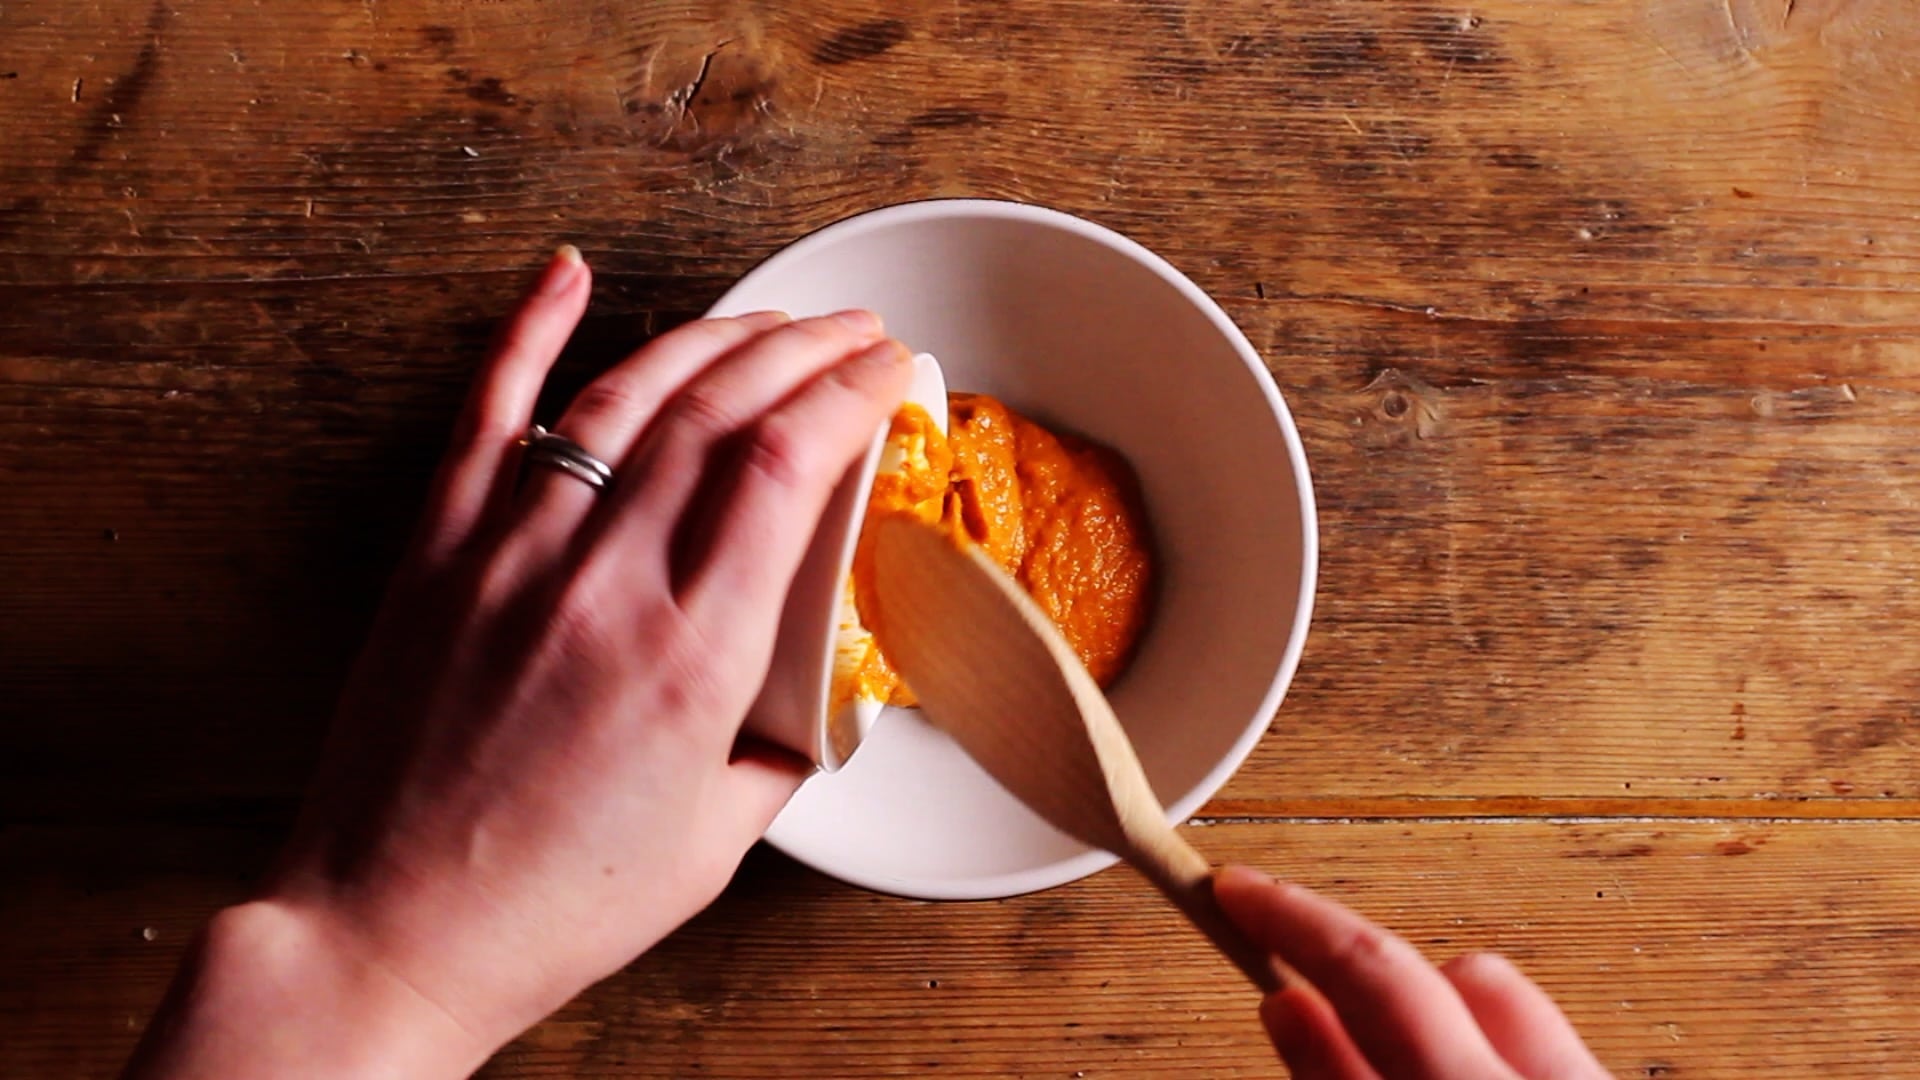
123,899,493,1080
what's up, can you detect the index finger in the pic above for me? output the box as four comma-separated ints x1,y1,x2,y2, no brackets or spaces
1213,866,1520,1080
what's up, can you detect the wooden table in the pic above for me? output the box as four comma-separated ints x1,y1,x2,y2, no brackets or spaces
5,0,1919,1075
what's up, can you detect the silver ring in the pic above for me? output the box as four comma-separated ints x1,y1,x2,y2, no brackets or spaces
521,424,614,491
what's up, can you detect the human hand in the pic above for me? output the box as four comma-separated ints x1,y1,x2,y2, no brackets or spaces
126,247,912,1078
1213,866,1611,1080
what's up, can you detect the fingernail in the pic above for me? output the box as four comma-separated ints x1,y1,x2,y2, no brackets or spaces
831,308,883,335
738,310,791,329
538,245,585,295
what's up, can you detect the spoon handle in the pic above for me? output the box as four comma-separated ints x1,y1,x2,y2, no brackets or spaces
1127,827,1285,994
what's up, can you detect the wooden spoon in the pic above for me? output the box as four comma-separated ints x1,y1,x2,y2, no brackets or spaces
865,513,1284,993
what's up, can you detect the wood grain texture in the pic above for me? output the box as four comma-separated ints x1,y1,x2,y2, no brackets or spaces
7,820,1919,1078
6,0,1920,815
5,0,1920,1074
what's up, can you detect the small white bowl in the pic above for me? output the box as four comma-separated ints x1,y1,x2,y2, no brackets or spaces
725,349,945,773
708,200,1317,900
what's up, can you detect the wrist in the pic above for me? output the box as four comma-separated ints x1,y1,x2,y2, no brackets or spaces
126,899,494,1080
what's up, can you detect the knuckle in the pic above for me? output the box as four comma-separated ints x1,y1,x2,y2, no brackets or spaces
815,354,870,393
669,385,744,439
555,554,727,711
782,316,855,349
639,604,733,718
740,417,819,492
567,379,647,426
1325,924,1396,970
825,348,904,403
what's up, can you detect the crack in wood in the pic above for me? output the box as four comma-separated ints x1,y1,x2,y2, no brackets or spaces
663,38,735,137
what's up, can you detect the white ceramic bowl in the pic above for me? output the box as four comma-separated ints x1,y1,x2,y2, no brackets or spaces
707,200,1317,900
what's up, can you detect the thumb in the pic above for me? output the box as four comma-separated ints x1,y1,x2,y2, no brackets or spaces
721,736,813,836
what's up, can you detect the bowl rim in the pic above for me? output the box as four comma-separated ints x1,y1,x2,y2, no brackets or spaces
710,197,1319,899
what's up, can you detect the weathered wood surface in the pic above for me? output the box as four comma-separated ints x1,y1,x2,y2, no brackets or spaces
4,0,1919,1074
8,821,1919,1078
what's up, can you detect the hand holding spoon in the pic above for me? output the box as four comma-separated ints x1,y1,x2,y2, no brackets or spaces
865,513,1283,992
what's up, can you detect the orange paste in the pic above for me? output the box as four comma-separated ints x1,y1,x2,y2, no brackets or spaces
847,393,1155,707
